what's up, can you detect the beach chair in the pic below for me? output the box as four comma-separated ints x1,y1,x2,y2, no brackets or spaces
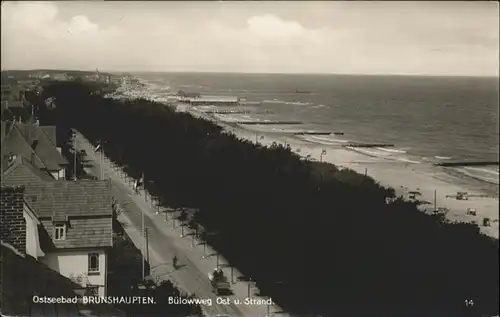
466,208,477,216
483,218,491,227
457,192,469,200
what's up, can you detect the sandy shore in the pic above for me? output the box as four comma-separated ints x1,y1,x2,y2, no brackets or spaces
182,105,499,239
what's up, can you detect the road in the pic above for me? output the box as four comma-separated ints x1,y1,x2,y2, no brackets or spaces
75,132,289,317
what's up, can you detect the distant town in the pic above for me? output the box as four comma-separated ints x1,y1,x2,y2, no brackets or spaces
1,69,203,317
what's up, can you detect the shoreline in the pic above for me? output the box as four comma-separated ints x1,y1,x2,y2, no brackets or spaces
107,92,499,239
184,104,499,239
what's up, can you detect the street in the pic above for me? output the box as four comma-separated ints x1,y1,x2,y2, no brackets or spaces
75,132,287,317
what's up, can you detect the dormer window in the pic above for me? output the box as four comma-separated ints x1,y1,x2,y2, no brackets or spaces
54,223,66,240
7,153,16,164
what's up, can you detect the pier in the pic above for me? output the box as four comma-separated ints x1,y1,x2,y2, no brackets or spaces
236,121,303,125
434,161,499,167
342,143,395,148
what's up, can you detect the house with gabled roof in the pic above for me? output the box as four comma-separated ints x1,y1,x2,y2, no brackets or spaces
0,100,31,123
0,185,45,260
1,154,55,184
1,121,68,179
24,180,113,296
1,185,123,317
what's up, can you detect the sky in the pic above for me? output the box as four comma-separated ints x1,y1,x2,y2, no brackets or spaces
1,1,499,76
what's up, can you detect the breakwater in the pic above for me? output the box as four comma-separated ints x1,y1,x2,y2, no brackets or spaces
293,132,344,136
342,143,395,148
435,161,499,167
204,110,273,114
236,121,303,125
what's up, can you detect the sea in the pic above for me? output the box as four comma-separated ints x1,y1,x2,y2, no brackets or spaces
128,72,500,186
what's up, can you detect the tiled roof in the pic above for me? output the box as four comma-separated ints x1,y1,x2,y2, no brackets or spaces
24,180,113,217
1,122,67,171
22,180,113,249
41,217,113,249
40,125,57,145
1,124,46,170
15,123,67,169
1,241,80,316
1,104,31,122
1,120,6,143
1,155,55,184
4,100,24,108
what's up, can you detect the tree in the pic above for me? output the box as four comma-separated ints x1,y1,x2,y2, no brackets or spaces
178,210,189,237
38,81,500,317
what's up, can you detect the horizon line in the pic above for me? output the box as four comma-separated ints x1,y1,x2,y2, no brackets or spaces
1,68,499,79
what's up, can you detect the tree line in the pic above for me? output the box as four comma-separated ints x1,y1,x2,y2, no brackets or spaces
36,81,498,317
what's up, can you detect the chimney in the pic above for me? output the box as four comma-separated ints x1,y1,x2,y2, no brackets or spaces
0,186,27,255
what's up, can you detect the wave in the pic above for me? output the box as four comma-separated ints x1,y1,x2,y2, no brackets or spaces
298,135,349,146
262,99,285,104
309,135,349,143
345,147,420,164
463,166,500,176
213,114,247,122
179,84,206,89
454,167,500,185
240,101,261,105
435,156,452,160
376,147,408,154
133,79,496,187
262,99,312,106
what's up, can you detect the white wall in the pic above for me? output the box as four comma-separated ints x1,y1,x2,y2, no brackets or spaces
42,249,107,296
50,168,65,180
23,205,44,259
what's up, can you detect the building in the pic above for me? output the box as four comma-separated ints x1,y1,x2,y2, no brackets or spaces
1,100,31,122
1,84,24,102
0,181,114,297
0,185,123,317
2,155,55,188
0,185,45,259
28,181,114,296
0,185,75,316
1,121,68,180
51,73,70,81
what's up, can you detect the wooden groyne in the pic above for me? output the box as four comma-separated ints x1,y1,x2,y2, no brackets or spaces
204,110,252,114
294,132,344,136
204,110,274,115
434,161,499,167
236,121,303,125
342,143,395,148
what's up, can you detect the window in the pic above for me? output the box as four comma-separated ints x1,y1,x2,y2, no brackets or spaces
88,253,100,274
54,224,66,240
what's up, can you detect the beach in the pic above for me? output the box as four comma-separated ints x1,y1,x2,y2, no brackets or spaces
108,79,499,240
186,105,499,239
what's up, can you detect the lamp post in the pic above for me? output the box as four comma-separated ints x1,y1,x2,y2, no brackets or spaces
247,278,253,298
320,149,327,162
71,131,77,180
266,298,271,317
